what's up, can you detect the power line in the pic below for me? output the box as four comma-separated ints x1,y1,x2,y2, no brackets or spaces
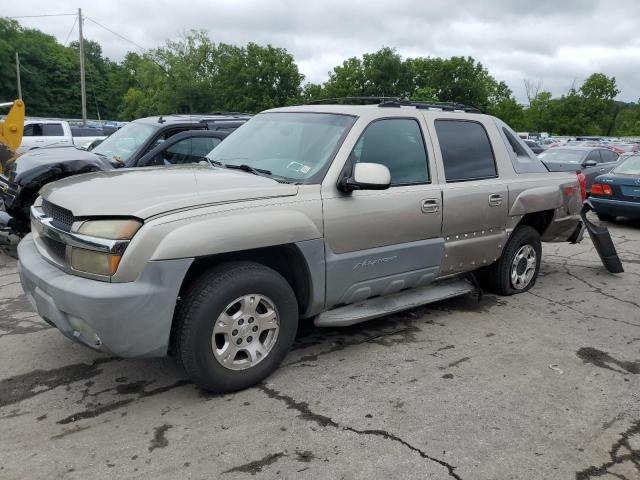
63,15,78,47
8,13,76,19
84,16,146,52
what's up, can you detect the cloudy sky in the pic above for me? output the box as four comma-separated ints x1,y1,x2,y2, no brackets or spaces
7,0,640,103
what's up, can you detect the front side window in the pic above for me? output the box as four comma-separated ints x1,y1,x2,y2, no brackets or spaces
92,121,159,163
207,112,355,183
349,118,429,185
585,150,602,163
436,120,497,182
23,124,43,137
150,137,222,166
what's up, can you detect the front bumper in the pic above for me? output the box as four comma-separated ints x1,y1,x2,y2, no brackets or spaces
18,234,193,357
590,197,640,219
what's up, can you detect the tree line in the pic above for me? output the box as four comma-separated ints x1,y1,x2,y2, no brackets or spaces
2,18,640,136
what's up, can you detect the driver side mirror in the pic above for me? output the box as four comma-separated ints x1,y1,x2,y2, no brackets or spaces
339,162,391,192
582,159,598,168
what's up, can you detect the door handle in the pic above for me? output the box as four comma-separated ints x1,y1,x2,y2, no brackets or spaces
599,168,606,172
421,199,439,214
489,194,503,207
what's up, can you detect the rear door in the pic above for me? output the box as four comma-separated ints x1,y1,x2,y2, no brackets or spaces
429,117,509,274
598,149,620,175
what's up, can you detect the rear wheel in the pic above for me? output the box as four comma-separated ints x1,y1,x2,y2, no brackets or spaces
477,226,542,296
175,261,298,392
596,213,616,222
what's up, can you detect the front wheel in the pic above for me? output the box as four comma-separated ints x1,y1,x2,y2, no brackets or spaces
476,226,542,296
175,261,298,393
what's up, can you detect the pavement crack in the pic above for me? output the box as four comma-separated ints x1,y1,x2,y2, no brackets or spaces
258,384,461,479
223,452,285,475
562,268,640,310
575,419,640,480
527,291,640,328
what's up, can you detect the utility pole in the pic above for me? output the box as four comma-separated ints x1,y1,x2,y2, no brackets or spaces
15,52,22,100
78,8,87,125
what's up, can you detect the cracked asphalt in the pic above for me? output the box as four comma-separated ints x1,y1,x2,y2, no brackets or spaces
0,219,639,480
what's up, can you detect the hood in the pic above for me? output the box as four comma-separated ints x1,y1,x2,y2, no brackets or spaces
7,146,114,186
541,160,582,172
40,165,299,219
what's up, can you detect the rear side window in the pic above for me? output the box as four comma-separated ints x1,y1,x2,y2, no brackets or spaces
44,124,64,136
496,121,548,174
600,149,618,163
350,118,429,185
435,120,497,182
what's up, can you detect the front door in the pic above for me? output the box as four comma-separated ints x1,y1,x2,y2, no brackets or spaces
322,117,443,307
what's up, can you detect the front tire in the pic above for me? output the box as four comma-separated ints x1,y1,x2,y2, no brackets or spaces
477,226,542,296
175,261,298,393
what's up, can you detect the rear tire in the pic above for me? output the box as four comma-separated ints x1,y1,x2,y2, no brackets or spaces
596,213,616,222
476,226,542,296
175,261,298,393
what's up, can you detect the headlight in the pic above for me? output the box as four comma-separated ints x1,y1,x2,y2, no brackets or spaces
77,219,142,240
70,219,142,276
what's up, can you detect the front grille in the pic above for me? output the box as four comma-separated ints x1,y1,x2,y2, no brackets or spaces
42,200,75,231
42,236,67,265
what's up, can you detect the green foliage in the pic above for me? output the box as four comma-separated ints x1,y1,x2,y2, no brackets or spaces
1,18,640,135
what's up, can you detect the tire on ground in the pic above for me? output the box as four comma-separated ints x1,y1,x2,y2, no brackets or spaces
175,261,298,392
476,225,542,296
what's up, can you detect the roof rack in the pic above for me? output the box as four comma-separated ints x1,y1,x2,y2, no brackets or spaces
304,96,480,113
307,96,401,105
379,99,481,113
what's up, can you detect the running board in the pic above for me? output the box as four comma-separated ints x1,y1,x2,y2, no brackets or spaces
314,278,477,328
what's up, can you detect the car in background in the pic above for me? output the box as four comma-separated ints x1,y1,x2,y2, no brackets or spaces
539,146,619,193
611,143,639,154
0,113,250,233
589,154,640,221
17,119,114,153
524,139,545,154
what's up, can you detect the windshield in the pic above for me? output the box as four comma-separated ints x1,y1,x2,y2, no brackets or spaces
613,155,640,175
538,149,585,163
92,122,159,163
206,112,356,183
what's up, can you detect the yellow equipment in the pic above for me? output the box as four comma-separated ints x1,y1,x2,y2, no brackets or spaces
0,99,26,174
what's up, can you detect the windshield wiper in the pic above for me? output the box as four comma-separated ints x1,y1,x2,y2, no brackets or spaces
224,164,272,177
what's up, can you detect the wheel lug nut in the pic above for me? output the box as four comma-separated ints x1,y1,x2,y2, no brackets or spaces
252,326,258,332
232,329,238,336
248,317,254,323
236,338,242,345
247,336,253,342
238,319,244,325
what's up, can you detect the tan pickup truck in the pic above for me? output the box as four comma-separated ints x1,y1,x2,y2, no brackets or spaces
17,100,621,392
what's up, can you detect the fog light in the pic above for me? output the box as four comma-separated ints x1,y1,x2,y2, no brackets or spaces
68,316,101,347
